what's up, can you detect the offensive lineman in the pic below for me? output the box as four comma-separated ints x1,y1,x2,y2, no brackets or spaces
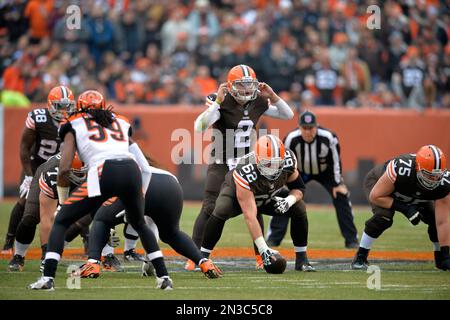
200,135,314,271
351,145,450,270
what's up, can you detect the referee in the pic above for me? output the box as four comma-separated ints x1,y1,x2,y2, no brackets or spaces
267,110,359,248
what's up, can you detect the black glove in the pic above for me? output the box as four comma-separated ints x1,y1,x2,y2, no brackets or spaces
391,200,421,225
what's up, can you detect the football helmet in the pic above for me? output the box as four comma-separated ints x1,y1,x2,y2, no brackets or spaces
227,64,258,104
47,85,75,121
416,145,447,190
69,152,87,185
255,135,285,180
76,90,105,111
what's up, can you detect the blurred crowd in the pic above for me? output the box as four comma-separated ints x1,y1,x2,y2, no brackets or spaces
0,0,449,109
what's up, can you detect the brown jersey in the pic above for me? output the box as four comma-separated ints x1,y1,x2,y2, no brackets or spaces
25,108,62,172
208,93,269,164
385,153,450,204
224,149,301,207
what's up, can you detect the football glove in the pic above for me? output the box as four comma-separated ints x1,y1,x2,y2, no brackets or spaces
273,195,297,215
108,229,120,248
260,248,279,267
19,175,33,198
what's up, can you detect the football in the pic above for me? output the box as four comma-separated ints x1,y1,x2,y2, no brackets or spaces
263,253,287,274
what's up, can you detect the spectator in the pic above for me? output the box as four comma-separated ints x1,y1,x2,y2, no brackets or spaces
340,47,371,105
86,4,115,66
24,0,53,43
391,46,427,109
306,49,343,106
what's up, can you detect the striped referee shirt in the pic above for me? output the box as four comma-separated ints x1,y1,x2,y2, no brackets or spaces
284,126,343,186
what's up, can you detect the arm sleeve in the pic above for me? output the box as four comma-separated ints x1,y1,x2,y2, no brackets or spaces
263,98,294,120
329,135,342,186
59,121,75,141
194,94,221,132
129,143,152,193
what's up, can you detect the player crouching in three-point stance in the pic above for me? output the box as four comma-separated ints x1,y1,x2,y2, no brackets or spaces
352,145,450,271
200,135,315,272
29,90,173,291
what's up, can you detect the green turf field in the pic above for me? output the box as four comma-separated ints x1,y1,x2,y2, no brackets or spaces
0,201,449,300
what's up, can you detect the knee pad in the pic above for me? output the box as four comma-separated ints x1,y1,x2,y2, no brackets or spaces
365,215,393,238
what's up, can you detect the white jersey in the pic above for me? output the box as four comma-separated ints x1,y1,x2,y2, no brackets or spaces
60,112,135,197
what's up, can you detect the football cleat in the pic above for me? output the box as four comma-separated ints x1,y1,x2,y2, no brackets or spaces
79,261,101,278
351,255,369,270
102,254,124,272
28,277,55,291
184,259,196,271
295,261,316,272
141,260,155,277
199,259,222,279
156,276,173,290
255,255,264,270
124,249,144,262
345,240,359,249
1,235,14,255
8,254,25,272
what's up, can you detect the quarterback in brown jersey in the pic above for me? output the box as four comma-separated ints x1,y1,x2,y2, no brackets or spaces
352,145,450,271
187,65,294,270
2,86,75,254
200,135,315,272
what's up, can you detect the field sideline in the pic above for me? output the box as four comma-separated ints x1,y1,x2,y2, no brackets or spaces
0,200,449,300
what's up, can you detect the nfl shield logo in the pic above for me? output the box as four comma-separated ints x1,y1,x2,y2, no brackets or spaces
305,115,312,123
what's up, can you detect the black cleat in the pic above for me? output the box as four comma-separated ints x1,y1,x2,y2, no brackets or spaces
1,235,14,254
295,259,316,272
102,254,124,272
124,249,145,262
351,255,369,270
345,240,359,249
8,254,25,272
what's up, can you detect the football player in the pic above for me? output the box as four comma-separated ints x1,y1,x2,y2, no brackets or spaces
187,64,294,270
2,86,75,254
200,135,314,272
351,145,450,271
29,90,172,291
8,153,90,272
77,164,222,279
